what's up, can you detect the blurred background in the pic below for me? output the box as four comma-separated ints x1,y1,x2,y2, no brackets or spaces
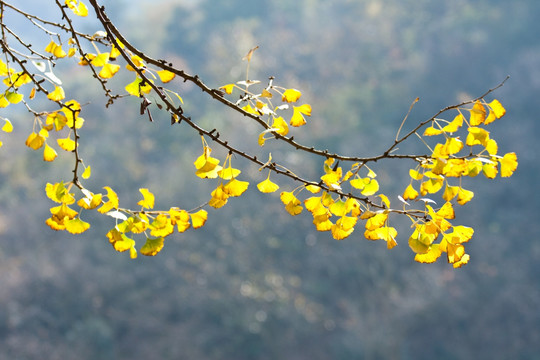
0,0,538,359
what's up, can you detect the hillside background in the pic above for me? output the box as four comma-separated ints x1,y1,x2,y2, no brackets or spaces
0,0,538,359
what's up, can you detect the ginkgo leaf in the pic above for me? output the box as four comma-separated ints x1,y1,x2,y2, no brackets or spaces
457,187,474,205
361,178,379,196
98,186,119,213
140,237,165,256
169,208,191,232
331,217,357,240
99,63,120,79
444,137,463,155
466,126,490,146
57,137,76,152
423,126,443,136
65,217,90,234
442,114,464,133
224,178,249,197
365,212,388,230
488,99,506,119
0,95,9,108
452,253,470,268
280,191,303,216
420,178,444,195
414,244,442,263
190,209,208,229
469,100,486,126
81,165,91,179
125,77,152,97
157,69,175,83
271,116,289,136
290,104,312,127
257,177,280,193
209,184,229,209
282,89,302,103
25,132,45,150
45,40,67,58
2,119,13,133
482,162,498,179
137,188,155,209
409,169,423,180
219,84,235,94
447,242,466,264
218,166,241,180
442,184,459,201
499,152,518,177
43,143,57,162
77,192,102,210
45,182,75,204
485,138,498,156
305,184,321,194
91,52,110,67
6,91,23,104
65,0,88,16
149,215,174,237
403,184,419,200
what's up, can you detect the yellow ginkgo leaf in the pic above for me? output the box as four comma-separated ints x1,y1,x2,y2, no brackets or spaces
482,162,498,179
414,244,443,263
45,41,67,58
47,86,66,101
365,212,388,231
271,116,289,136
149,215,174,237
43,143,57,162
403,184,419,200
224,178,249,197
282,88,302,103
457,187,474,205
290,104,312,127
157,70,175,83
469,100,486,126
6,91,23,104
57,137,76,152
488,99,506,119
2,119,13,133
65,217,90,234
99,63,120,79
81,165,91,179
190,209,208,229
65,0,88,17
257,177,280,193
423,126,443,136
218,166,241,180
169,208,191,233
137,188,155,209
219,84,235,95
140,237,165,256
280,191,303,216
442,184,459,201
499,152,518,178
442,114,464,133
77,192,102,210
98,186,119,213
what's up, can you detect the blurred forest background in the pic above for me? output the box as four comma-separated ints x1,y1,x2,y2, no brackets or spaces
0,0,539,359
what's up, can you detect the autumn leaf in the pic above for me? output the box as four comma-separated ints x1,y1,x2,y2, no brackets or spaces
81,166,91,179
403,184,419,200
98,186,119,213
140,237,165,256
43,144,58,162
290,104,312,127
137,188,155,209
99,63,121,79
57,137,76,152
257,176,280,193
149,215,174,237
280,191,303,216
157,69,175,83
469,100,486,126
282,89,302,103
224,178,249,197
190,209,208,229
219,84,235,94
65,217,90,234
499,152,518,177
